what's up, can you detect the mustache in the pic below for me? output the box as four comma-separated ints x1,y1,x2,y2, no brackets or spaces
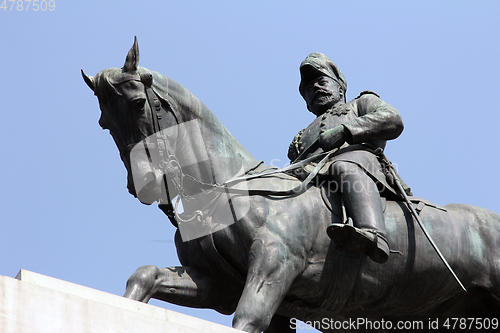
312,90,332,100
314,90,330,96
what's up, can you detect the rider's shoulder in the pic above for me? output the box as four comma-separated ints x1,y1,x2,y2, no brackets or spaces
355,90,381,100
350,90,382,108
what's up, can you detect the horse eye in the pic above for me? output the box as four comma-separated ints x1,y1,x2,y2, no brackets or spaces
131,98,146,111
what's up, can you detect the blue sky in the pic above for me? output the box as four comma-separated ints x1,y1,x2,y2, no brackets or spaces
1,1,499,331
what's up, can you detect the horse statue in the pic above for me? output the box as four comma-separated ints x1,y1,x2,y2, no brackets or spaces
82,38,500,332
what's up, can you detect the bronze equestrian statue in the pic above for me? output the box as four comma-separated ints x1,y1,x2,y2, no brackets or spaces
82,38,500,332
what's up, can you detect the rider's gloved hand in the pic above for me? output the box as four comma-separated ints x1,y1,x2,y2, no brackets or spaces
319,125,347,151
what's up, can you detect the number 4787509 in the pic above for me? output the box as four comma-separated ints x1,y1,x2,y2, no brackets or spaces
1,0,56,11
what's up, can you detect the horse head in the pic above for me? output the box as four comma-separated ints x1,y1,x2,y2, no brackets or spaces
83,38,260,218
82,37,179,205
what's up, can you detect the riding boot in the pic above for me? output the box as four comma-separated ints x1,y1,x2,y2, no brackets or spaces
326,165,389,263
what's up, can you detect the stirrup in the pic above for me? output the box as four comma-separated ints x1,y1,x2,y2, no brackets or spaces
326,223,389,264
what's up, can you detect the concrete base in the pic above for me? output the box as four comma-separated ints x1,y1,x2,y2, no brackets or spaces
0,269,240,333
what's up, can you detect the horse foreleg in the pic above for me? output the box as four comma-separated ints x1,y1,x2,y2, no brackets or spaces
124,265,233,312
123,265,163,302
232,235,300,333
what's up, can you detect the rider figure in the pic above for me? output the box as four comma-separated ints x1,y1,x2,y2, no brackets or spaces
288,53,405,263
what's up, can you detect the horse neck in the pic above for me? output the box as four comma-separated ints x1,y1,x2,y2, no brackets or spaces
164,77,260,184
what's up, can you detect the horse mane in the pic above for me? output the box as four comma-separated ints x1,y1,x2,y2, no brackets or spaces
95,65,262,178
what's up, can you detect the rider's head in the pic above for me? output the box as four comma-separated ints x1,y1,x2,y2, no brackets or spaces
299,53,347,116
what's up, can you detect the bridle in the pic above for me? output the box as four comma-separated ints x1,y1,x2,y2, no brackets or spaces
140,72,182,227
116,72,181,227
118,71,337,231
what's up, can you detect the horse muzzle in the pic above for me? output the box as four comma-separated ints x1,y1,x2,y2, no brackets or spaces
127,145,163,205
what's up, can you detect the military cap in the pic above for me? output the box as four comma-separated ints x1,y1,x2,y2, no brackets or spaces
299,53,347,98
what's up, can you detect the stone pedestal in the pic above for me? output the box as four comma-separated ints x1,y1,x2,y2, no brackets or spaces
0,269,240,333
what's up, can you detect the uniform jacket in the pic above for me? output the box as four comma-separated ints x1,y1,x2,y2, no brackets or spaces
288,91,404,195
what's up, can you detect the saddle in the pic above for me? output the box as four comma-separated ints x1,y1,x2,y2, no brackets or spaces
321,187,447,225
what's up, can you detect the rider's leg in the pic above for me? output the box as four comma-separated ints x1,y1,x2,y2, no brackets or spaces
327,161,389,263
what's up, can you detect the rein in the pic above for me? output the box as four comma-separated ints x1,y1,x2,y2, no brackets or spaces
136,72,336,229
140,72,180,227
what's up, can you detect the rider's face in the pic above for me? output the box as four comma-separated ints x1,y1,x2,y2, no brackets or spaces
303,76,342,116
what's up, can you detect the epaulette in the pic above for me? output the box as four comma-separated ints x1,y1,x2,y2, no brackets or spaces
356,90,380,99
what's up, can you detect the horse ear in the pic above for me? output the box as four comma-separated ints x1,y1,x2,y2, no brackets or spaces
123,36,139,73
81,69,95,91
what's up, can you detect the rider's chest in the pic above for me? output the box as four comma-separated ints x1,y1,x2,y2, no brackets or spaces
299,104,357,150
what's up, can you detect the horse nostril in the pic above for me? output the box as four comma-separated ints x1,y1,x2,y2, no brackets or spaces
136,172,160,205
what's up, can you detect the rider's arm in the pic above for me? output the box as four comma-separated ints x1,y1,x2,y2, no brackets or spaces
342,92,404,144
